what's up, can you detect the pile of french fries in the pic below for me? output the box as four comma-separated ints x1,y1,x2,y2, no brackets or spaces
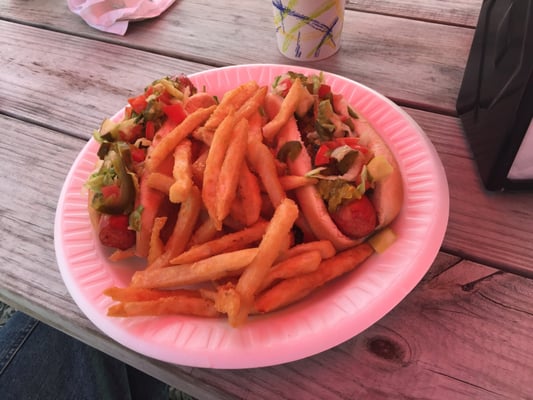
103,78,378,327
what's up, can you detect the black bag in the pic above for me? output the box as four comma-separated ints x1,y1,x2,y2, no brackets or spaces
456,0,533,191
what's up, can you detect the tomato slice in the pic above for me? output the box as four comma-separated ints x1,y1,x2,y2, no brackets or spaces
163,103,187,124
318,84,331,98
315,144,331,166
127,94,148,114
101,184,121,199
144,120,155,140
124,106,133,119
130,146,146,162
144,85,154,97
119,123,143,143
157,91,172,105
314,137,368,166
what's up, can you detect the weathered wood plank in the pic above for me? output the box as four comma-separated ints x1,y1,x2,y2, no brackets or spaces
0,0,483,30
1,0,474,114
405,108,533,276
186,258,533,400
0,20,212,139
347,0,483,27
0,115,230,399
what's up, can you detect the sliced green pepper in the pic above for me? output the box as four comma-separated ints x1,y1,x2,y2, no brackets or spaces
88,142,136,215
277,141,303,162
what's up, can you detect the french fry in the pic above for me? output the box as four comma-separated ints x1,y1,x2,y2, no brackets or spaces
150,117,178,147
192,126,214,146
199,288,218,303
293,79,315,117
191,147,209,187
170,220,269,264
229,198,299,326
262,78,304,141
145,105,215,172
146,184,202,270
204,80,259,130
169,139,193,203
104,286,198,302
107,296,220,318
235,162,262,226
229,163,262,227
148,216,167,265
215,118,248,224
279,175,318,191
146,172,174,195
247,139,286,209
275,230,294,261
255,243,374,313
108,248,136,262
184,92,217,114
279,240,336,261
187,217,219,247
146,252,172,270
135,178,166,258
131,248,259,289
213,283,240,317
164,185,202,258
202,111,237,229
234,86,268,121
259,250,323,292
247,110,266,143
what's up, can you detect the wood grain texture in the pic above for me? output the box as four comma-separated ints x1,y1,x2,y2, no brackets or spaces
0,115,228,400
404,108,533,276
0,1,474,114
0,20,212,139
190,260,533,400
347,0,483,27
1,0,483,30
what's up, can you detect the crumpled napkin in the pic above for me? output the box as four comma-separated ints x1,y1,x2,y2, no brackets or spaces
68,0,175,35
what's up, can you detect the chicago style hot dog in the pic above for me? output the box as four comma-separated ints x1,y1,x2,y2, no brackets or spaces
85,75,211,255
265,72,403,250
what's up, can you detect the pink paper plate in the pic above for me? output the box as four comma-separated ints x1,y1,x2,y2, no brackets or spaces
54,64,449,369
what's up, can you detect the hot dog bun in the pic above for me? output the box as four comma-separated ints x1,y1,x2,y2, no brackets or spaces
265,92,403,251
87,190,101,231
353,117,403,229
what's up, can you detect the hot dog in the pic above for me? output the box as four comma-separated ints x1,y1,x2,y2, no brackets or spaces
266,72,403,250
86,75,207,255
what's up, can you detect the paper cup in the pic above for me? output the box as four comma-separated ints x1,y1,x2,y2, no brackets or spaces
272,0,345,61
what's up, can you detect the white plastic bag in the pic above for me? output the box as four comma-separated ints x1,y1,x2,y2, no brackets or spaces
68,0,175,35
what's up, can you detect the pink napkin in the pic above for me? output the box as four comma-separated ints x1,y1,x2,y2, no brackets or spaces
68,0,175,35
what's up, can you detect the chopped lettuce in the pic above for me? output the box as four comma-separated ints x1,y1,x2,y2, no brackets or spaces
316,100,336,141
316,179,363,213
